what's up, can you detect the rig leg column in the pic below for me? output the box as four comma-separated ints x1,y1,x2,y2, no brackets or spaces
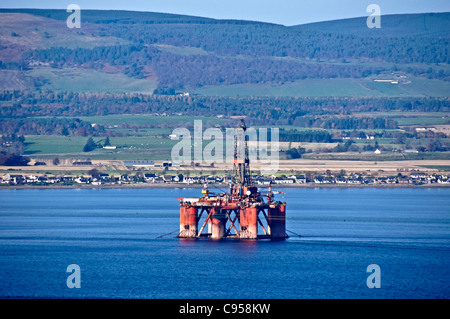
211,208,227,240
179,206,187,237
239,206,258,239
179,206,198,238
188,206,198,237
268,204,286,239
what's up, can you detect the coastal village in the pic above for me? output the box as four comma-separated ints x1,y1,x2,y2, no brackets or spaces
2,163,449,187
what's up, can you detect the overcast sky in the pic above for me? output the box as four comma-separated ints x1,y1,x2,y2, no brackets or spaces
2,0,449,25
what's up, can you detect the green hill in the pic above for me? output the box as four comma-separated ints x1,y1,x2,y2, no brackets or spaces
298,12,450,37
0,9,448,95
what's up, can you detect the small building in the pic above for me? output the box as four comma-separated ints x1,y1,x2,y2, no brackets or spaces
99,173,110,180
7,174,24,184
274,177,294,184
294,175,306,184
73,161,92,166
144,173,157,182
257,179,272,185
410,173,427,179
38,176,48,183
398,176,409,184
26,175,39,183
123,160,155,167
415,127,436,132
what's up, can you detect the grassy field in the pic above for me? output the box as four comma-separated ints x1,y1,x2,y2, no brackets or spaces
365,77,450,97
0,70,27,90
24,135,177,156
27,67,157,94
419,165,450,171
351,111,449,126
24,136,87,154
302,151,450,161
72,114,226,127
31,114,229,139
395,117,448,126
352,111,449,118
193,76,450,97
194,79,375,97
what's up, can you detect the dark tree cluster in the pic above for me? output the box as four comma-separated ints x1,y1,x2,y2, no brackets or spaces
0,91,448,122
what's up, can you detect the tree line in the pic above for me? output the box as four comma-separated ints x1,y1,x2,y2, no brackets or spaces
1,91,448,122
279,129,334,143
0,117,107,137
30,45,389,89
292,116,398,130
103,16,449,64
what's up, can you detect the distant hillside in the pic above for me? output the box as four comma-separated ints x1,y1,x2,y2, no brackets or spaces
0,8,277,25
298,12,450,37
0,9,449,97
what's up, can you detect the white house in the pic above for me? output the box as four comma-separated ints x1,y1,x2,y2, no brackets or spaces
26,175,39,183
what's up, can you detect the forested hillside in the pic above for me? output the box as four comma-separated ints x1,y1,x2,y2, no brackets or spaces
1,9,449,92
0,9,449,138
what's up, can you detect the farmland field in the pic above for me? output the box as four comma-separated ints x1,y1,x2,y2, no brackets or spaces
395,117,449,126
28,67,157,94
0,70,27,90
193,77,450,97
24,135,176,157
24,135,87,154
72,114,226,126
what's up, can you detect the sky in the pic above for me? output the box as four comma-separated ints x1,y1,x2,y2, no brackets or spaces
1,0,450,25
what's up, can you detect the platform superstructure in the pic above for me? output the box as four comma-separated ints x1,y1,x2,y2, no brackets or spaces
177,120,287,240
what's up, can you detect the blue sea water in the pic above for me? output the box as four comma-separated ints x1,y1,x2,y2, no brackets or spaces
0,187,449,299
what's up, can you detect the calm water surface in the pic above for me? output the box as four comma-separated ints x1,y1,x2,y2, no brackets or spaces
0,187,449,299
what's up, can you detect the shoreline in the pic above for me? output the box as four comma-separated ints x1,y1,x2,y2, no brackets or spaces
1,183,449,190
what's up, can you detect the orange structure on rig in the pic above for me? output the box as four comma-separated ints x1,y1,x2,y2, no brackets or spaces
177,120,287,240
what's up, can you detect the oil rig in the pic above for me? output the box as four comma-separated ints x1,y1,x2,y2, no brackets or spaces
177,120,287,240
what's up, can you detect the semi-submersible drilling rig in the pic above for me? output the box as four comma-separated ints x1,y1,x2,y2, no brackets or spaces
177,120,287,240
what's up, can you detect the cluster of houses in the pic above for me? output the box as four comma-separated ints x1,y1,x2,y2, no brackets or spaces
313,173,450,185
1,172,449,186
376,173,450,185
